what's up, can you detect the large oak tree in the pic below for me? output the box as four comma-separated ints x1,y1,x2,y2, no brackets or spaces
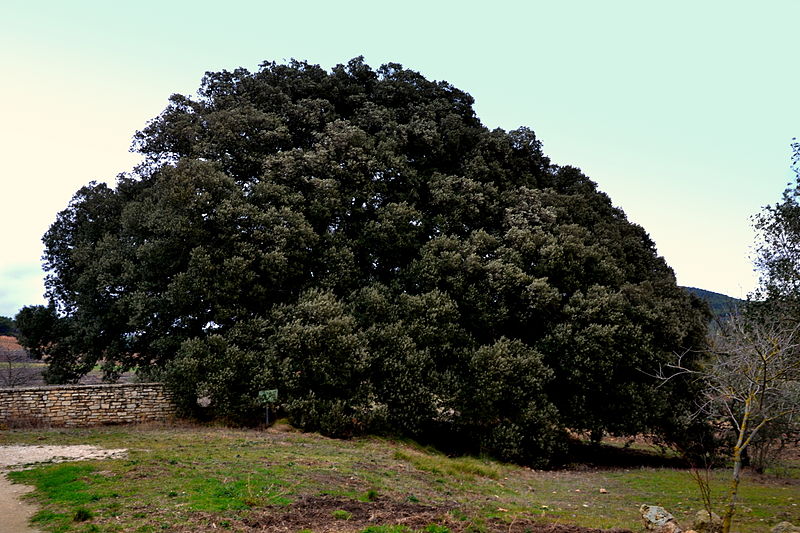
23,58,708,464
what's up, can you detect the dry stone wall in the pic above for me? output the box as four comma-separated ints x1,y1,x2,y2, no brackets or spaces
0,383,175,427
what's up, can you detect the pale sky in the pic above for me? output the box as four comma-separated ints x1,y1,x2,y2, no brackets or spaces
1,0,798,317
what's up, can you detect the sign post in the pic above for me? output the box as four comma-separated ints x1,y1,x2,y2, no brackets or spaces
257,389,278,426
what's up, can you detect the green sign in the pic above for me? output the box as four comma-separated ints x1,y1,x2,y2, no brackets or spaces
258,389,278,404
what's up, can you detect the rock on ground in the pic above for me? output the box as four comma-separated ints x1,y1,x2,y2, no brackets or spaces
692,509,722,533
772,522,800,533
641,504,682,533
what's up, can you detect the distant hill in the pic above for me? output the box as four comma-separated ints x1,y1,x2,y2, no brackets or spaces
682,287,745,317
0,335,31,361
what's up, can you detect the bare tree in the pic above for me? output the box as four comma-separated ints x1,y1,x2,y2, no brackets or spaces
0,340,38,387
660,309,800,533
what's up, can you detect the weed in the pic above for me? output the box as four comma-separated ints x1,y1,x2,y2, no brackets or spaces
464,522,487,533
365,489,379,501
332,509,353,520
424,525,451,533
361,526,411,533
73,507,94,522
450,509,469,521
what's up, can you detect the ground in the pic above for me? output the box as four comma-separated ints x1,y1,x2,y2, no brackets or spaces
0,423,797,533
0,445,127,533
0,474,39,533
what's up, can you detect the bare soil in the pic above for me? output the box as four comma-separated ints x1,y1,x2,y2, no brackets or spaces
0,475,41,533
165,495,634,533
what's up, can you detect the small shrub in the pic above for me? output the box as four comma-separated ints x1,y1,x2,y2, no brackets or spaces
73,507,94,522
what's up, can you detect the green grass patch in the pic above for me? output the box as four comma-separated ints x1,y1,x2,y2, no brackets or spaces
332,509,353,520
8,463,115,532
9,463,98,505
361,526,412,533
424,526,451,533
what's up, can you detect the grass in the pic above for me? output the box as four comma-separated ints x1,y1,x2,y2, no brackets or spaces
1,423,798,532
392,446,503,480
1,362,46,368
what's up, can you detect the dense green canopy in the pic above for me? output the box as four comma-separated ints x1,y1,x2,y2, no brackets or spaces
24,58,708,464
0,316,16,337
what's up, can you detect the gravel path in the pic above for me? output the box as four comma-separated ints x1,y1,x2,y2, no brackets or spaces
0,445,127,533
0,446,127,468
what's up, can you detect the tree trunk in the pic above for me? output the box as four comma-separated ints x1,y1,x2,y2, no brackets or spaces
723,398,752,533
722,445,742,533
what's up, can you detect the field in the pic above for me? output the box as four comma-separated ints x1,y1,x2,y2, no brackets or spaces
1,423,798,533
0,336,134,387
0,335,44,387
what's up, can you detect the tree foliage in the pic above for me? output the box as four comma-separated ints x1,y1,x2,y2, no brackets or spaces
752,139,800,304
0,316,17,337
14,304,92,383
25,58,709,464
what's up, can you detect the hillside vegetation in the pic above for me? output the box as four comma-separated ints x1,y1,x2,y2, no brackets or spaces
682,287,744,317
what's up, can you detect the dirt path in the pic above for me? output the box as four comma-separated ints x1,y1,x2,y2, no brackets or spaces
0,445,127,533
0,475,40,533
